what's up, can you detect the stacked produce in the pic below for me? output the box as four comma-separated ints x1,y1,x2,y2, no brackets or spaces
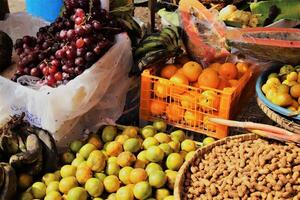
19,121,215,200
0,114,58,200
183,137,300,199
12,1,124,87
262,65,300,111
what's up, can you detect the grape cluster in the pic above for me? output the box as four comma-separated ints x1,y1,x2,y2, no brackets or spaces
13,7,122,87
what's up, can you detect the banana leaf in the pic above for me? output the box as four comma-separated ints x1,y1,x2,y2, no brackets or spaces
250,0,300,26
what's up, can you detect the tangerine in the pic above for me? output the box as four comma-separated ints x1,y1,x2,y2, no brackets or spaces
290,84,300,98
218,77,231,90
228,79,238,87
166,103,184,122
170,73,189,94
236,62,249,77
160,65,178,79
182,61,203,82
198,68,220,89
219,62,238,80
150,100,166,116
208,62,221,72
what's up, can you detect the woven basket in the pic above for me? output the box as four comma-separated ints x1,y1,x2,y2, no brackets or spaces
257,98,300,134
174,133,259,200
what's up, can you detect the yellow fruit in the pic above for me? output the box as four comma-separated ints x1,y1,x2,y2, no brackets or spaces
133,182,152,200
271,93,293,107
102,126,118,143
160,64,178,79
146,146,164,163
122,126,139,138
154,133,171,144
79,144,97,159
268,73,278,79
94,173,106,182
75,166,92,185
287,72,298,82
104,175,120,193
44,191,62,200
86,150,106,172
134,159,147,169
166,103,184,122
203,116,216,131
181,139,196,152
85,178,104,197
290,84,300,98
107,193,117,200
71,157,84,168
145,163,163,176
168,141,180,152
170,130,186,142
154,80,170,98
184,111,203,126
108,156,118,163
282,80,297,87
180,92,198,110
182,61,203,82
87,134,102,149
170,73,189,94
166,153,184,171
105,162,120,176
59,177,78,194
156,188,170,200
292,99,299,108
46,181,60,194
106,141,123,157
165,170,178,190
179,150,188,159
277,84,289,94
236,62,249,77
298,72,300,83
149,170,167,188
129,168,148,184
199,90,220,112
266,77,281,87
32,182,47,199
141,125,157,138
119,167,133,185
115,135,130,145
159,143,173,156
116,186,134,200
143,137,159,149
123,138,141,153
60,165,77,178
185,151,195,161
266,88,278,101
117,151,136,167
288,106,297,111
137,150,149,163
66,187,88,200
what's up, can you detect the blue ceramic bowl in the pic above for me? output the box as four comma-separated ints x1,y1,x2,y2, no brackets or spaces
256,65,300,120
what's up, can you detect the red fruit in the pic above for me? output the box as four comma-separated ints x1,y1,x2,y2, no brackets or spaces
42,67,50,76
30,68,41,77
76,38,85,48
75,9,85,18
49,65,58,74
54,72,63,81
75,17,84,25
46,75,56,86
51,59,60,67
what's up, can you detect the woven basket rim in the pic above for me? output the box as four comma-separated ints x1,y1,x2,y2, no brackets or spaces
174,133,259,200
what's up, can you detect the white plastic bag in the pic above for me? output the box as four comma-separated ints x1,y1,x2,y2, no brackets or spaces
0,13,133,146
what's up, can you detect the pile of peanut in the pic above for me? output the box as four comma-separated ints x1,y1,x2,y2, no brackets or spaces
183,138,300,200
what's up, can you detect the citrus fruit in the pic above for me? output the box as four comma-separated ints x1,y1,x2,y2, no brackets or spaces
60,165,77,178
116,186,134,200
168,141,180,152
141,125,157,138
153,120,167,132
117,151,136,167
145,162,163,176
166,103,184,122
87,134,102,149
236,62,249,77
159,143,173,156
146,146,164,163
67,187,87,200
170,130,186,142
203,137,216,146
62,152,75,164
154,133,171,143
130,168,148,183
32,182,47,199
165,170,178,189
79,143,97,159
228,79,238,87
277,84,289,94
154,80,170,98
180,92,197,109
160,64,178,79
95,173,106,182
166,153,183,171
184,110,203,126
115,134,130,145
105,162,120,176
219,62,238,80
75,166,92,184
271,93,293,106
123,138,141,153
122,126,139,138
85,178,104,197
182,61,203,82
59,177,78,194
18,173,33,189
86,150,106,172
203,116,216,131
170,73,189,94
181,139,196,152
198,68,220,89
106,141,123,157
208,62,221,72
287,72,298,82
179,150,188,159
134,159,147,169
70,140,83,153
156,188,170,200
46,181,59,194
44,191,62,200
137,150,149,163
143,137,159,149
71,157,84,168
119,166,133,185
185,151,195,161
290,84,300,98
199,90,220,111
104,175,120,193
150,100,167,115
133,181,152,200
149,170,167,188
218,76,231,90
102,126,118,143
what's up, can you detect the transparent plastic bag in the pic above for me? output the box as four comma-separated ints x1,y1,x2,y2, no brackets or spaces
0,13,133,145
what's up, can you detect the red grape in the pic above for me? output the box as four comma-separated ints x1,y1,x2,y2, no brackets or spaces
24,67,30,75
76,48,86,57
75,57,85,66
66,49,76,60
75,17,84,25
39,63,47,70
51,59,60,67
46,75,56,86
49,65,58,74
59,30,67,40
67,30,76,40
75,26,85,36
76,38,85,48
92,20,102,30
75,8,85,18
42,67,50,76
30,68,41,77
54,72,63,81
85,52,95,62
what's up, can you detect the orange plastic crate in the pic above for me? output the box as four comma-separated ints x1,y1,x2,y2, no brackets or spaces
140,66,253,139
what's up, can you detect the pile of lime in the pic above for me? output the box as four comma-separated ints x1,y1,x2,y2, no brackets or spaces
19,121,215,200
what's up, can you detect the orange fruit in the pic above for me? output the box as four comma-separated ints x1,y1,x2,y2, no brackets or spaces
166,103,184,122
228,79,239,87
182,61,203,82
218,77,231,90
154,80,170,98
199,90,220,112
160,65,178,79
180,92,198,109
208,63,221,72
203,116,216,131
198,68,220,89
236,62,249,78
184,111,203,126
219,63,238,80
290,84,300,98
170,73,189,94
175,55,190,65
150,100,166,115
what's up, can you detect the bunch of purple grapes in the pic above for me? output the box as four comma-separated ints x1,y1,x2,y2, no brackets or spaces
13,6,122,87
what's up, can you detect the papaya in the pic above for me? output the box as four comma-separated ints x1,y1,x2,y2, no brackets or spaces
226,27,300,65
178,0,230,65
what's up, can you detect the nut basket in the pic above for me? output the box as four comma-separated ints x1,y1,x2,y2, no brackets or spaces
174,133,259,200
140,67,253,139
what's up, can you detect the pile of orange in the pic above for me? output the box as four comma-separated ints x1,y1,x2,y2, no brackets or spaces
149,57,249,130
